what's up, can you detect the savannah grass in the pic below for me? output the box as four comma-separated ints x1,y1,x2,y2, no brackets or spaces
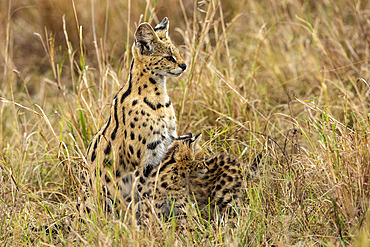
0,0,369,246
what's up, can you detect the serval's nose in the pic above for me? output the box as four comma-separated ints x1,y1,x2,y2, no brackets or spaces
179,63,187,71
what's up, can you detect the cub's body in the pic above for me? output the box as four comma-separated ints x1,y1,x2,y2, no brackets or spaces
144,134,259,219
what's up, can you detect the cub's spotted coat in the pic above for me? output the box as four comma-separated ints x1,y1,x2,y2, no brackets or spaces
142,134,260,219
190,153,259,217
85,17,186,214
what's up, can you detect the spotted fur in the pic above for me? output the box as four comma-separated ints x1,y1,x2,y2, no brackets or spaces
142,134,260,219
85,17,187,215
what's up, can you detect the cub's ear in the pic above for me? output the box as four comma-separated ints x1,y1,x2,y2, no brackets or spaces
153,17,169,39
135,23,160,55
190,133,202,154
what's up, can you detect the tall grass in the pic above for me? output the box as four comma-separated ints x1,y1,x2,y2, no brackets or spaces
1,0,369,245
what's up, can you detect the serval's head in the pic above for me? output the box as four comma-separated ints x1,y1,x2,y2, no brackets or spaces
161,133,206,180
132,17,186,77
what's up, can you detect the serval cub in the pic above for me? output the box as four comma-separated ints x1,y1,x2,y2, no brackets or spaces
85,17,186,215
143,134,259,219
142,133,205,218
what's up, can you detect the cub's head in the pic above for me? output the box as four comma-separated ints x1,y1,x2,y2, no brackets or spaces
133,17,186,77
162,133,206,178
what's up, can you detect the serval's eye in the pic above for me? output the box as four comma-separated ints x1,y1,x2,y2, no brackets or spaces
166,56,176,63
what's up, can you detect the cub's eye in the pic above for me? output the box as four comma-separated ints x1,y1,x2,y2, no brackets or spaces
165,56,176,63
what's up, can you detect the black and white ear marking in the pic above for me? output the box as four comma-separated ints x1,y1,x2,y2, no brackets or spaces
177,133,192,140
154,17,169,39
135,23,160,55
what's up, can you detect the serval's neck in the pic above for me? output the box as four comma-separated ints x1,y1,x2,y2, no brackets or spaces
123,59,169,102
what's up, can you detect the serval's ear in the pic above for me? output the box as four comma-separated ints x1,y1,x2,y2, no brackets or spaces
135,23,160,55
153,17,169,39
190,133,202,154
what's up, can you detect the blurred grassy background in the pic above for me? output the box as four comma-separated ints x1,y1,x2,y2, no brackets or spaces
0,0,369,245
